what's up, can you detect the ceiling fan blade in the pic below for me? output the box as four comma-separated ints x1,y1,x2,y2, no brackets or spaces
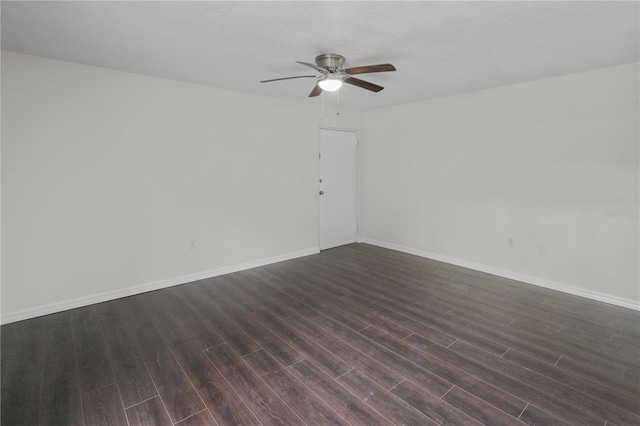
260,75,319,83
309,84,322,97
296,61,327,73
344,64,396,75
344,77,384,93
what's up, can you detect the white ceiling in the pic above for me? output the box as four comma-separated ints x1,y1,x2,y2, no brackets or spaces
2,1,638,111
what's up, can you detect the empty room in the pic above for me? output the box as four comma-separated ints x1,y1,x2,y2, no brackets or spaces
1,1,638,425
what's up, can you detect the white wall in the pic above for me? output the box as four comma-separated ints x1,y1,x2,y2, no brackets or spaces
360,63,639,307
1,51,362,320
3,51,637,320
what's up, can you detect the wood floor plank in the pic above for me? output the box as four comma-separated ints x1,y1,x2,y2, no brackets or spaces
509,317,638,369
359,323,528,418
426,270,638,369
249,281,326,322
251,308,351,379
283,314,404,390
175,409,219,425
168,335,259,426
81,383,128,426
501,346,640,414
165,287,226,350
376,294,513,357
336,245,616,354
139,290,192,343
1,318,44,426
125,396,172,426
194,276,255,311
405,332,607,425
39,312,83,426
260,267,376,331
250,267,374,334
518,404,574,426
433,303,566,364
315,316,454,397
556,353,638,394
109,352,157,410
293,255,428,310
203,308,263,356
336,370,438,425
181,286,263,355
262,264,423,346
243,349,350,425
142,344,205,424
280,258,453,346
99,299,158,408
118,296,167,356
221,305,304,367
622,366,639,388
226,271,290,310
317,251,452,310
287,360,393,426
205,343,306,426
71,308,115,393
390,379,484,425
339,293,456,345
450,340,640,425
196,381,260,426
304,258,516,360
440,386,527,426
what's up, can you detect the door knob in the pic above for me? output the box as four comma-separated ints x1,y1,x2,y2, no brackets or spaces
319,191,325,195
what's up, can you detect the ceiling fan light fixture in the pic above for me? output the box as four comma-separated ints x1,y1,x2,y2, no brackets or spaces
318,76,343,92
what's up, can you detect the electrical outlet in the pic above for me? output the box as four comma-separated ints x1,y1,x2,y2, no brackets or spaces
507,237,515,248
190,238,198,249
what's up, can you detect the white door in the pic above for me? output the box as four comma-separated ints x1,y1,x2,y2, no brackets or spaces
319,128,357,250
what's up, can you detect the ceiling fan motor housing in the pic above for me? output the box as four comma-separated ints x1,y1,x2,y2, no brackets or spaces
315,53,345,71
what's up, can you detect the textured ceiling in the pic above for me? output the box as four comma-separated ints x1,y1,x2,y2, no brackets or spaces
2,1,639,111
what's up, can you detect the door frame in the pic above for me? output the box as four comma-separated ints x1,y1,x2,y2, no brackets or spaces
317,126,359,250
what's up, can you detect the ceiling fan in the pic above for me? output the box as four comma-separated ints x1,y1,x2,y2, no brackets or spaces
260,53,396,97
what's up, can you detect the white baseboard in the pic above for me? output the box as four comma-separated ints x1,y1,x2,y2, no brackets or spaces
357,237,640,311
1,247,319,324
320,238,358,251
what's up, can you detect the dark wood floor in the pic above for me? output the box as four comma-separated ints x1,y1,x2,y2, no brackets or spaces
2,243,639,425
